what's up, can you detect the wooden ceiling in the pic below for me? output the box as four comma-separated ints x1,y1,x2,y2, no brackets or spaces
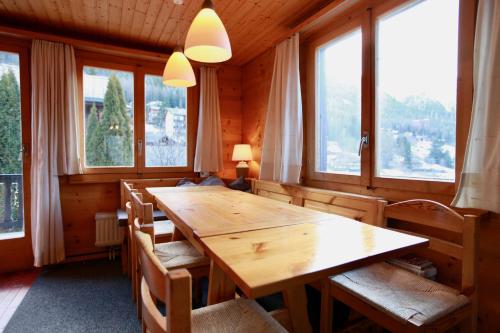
0,0,335,65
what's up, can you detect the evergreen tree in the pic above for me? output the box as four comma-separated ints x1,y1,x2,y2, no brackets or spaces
428,138,453,168
85,103,99,166
401,136,412,169
0,70,21,174
91,75,132,166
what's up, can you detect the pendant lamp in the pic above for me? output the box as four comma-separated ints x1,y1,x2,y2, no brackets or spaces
163,47,196,87
184,0,232,63
163,0,196,87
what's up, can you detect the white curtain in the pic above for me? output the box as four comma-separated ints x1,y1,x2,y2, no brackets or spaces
31,40,82,267
452,0,500,213
259,33,303,184
194,67,224,174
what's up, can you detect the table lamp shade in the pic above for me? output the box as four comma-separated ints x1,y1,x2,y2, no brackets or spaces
232,144,252,161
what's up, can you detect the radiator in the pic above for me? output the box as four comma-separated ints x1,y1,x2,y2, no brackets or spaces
95,212,123,247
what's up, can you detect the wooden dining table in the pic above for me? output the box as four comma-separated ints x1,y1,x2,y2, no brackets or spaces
147,186,429,333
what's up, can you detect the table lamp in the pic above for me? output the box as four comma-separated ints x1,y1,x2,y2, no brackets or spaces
232,144,252,178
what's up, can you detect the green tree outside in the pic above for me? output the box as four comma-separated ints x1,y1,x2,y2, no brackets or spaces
0,70,21,174
85,103,99,165
86,75,133,166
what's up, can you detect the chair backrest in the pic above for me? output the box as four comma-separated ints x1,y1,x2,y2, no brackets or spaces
135,230,192,333
123,181,135,203
384,199,479,295
126,201,134,227
130,191,156,245
130,191,154,225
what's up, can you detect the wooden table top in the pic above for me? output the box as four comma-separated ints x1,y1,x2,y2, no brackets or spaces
146,186,334,238
147,186,428,300
201,219,429,298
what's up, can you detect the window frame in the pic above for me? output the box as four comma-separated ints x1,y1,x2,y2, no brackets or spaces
76,51,197,174
306,0,473,196
138,67,197,173
0,39,32,247
370,0,460,194
307,15,371,186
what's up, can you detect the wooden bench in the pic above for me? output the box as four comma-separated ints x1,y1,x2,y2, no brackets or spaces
252,180,386,227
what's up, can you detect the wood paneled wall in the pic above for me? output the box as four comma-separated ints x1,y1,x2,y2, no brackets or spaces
477,213,500,330
242,47,275,178
218,65,242,178
60,180,120,257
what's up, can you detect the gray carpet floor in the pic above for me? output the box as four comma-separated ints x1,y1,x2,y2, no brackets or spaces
5,259,140,333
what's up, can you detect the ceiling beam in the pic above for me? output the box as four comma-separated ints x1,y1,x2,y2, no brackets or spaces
0,22,172,62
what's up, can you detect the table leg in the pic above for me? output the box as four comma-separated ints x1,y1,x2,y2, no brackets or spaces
171,226,186,241
207,260,236,305
283,285,313,333
320,279,333,333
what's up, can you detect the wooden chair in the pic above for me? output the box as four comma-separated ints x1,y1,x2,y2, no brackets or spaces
121,181,175,275
130,192,210,318
135,229,288,333
320,199,479,333
124,181,173,244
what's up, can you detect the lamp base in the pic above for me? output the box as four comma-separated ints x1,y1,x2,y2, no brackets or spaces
235,161,249,178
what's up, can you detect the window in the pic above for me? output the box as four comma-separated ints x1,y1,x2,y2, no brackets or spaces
78,55,193,174
309,0,469,192
316,29,362,175
375,0,459,181
83,66,134,168
144,75,187,167
0,51,24,238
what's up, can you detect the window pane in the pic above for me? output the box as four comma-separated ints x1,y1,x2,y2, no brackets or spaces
83,66,134,167
145,75,187,167
0,51,24,238
376,0,459,181
316,29,362,175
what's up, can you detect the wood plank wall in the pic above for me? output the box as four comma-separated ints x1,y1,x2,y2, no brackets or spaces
242,48,275,178
59,64,242,258
218,65,243,178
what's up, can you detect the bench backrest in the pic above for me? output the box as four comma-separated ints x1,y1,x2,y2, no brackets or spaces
120,178,192,209
120,177,244,209
252,180,386,227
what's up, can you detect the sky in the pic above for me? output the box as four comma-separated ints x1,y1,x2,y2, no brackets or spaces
319,0,460,108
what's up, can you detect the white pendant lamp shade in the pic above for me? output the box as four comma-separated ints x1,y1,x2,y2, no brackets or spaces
184,1,231,63
162,50,196,87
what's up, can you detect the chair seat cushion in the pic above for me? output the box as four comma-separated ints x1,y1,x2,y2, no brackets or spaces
154,240,209,270
330,262,469,327
192,298,287,333
153,220,174,236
